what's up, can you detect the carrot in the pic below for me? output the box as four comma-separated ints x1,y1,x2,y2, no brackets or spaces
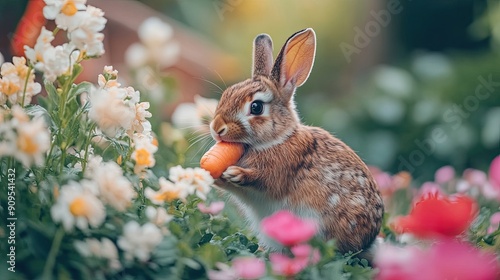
11,0,46,56
200,142,244,179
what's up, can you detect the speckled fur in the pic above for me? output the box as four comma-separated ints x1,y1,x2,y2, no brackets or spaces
211,29,384,254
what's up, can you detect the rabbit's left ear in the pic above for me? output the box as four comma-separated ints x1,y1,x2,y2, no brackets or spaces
271,28,316,90
252,34,274,77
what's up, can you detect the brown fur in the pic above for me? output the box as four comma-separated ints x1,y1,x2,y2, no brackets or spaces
210,29,384,254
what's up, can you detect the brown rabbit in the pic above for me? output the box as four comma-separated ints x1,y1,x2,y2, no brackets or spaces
210,28,384,254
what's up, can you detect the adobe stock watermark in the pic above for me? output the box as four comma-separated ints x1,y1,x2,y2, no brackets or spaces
6,168,17,273
398,74,500,173
213,0,243,21
339,0,411,63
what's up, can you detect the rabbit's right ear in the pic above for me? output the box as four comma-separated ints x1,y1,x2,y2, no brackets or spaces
252,34,274,77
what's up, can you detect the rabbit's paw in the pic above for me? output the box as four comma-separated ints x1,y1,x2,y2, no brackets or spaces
222,166,255,185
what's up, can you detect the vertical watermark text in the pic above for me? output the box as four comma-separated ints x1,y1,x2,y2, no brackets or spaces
6,168,16,273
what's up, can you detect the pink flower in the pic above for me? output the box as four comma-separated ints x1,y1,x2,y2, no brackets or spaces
435,165,455,184
270,253,306,277
490,155,500,189
375,240,500,280
232,257,266,279
464,168,488,186
198,201,225,215
261,210,317,246
207,263,237,280
269,244,321,277
291,244,320,264
416,182,443,201
488,212,500,234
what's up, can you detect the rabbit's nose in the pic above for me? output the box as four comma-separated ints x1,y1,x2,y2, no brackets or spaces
217,125,228,136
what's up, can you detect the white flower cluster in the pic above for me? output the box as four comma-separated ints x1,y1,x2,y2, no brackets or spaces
117,221,163,262
51,154,136,231
0,106,50,167
125,17,179,69
88,66,152,138
24,0,106,82
145,165,214,204
43,0,106,57
0,57,41,105
25,27,80,82
74,237,121,271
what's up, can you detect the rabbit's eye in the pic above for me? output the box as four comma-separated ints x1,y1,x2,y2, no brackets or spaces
250,101,264,115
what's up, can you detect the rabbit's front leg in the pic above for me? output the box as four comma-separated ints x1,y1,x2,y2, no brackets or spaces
222,166,257,185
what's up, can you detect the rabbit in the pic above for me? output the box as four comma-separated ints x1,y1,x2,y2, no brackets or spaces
209,28,384,255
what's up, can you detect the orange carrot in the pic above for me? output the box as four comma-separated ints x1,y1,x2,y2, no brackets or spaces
200,142,244,179
11,0,46,56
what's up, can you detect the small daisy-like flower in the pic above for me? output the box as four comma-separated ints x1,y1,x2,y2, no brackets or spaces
2,106,51,167
14,116,51,167
145,177,190,204
67,5,107,56
43,0,87,20
74,237,121,271
92,161,135,211
117,221,163,262
130,101,152,135
145,206,173,226
88,86,136,137
131,133,157,174
51,180,105,231
169,165,214,200
0,56,41,106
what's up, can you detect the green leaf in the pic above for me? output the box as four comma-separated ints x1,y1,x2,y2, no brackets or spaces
198,233,213,246
197,243,226,268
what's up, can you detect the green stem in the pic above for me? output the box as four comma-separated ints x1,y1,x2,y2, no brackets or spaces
81,123,96,174
21,65,33,107
42,226,65,280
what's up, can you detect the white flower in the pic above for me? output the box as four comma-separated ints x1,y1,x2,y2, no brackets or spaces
125,17,179,69
124,43,148,69
131,133,158,174
88,86,136,137
43,0,87,20
138,17,173,47
130,101,152,134
171,95,218,134
67,6,107,56
145,177,191,204
74,238,121,270
1,107,51,167
0,56,41,106
14,116,51,167
168,165,213,200
117,221,163,262
92,161,136,211
25,27,80,82
51,180,105,231
145,206,173,226
0,52,4,65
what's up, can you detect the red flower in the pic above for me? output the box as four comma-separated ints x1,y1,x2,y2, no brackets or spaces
261,210,317,246
392,193,478,238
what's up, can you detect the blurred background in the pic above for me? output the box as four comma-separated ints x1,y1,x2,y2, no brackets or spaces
1,0,499,182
